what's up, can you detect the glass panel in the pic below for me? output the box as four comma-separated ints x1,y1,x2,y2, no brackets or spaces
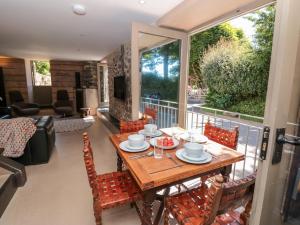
138,32,180,128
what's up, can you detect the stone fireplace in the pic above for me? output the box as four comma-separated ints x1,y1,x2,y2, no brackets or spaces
107,43,132,121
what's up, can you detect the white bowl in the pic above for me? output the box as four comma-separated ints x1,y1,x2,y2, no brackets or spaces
144,124,157,134
128,134,144,148
184,142,204,158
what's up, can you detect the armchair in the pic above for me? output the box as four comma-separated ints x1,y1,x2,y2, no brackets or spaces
9,90,40,116
53,90,73,117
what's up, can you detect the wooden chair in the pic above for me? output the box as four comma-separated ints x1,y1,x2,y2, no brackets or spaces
200,122,239,183
164,173,256,225
119,119,148,134
82,133,142,225
143,107,157,123
204,121,239,149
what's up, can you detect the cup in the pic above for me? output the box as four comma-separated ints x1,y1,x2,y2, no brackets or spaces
144,124,157,134
154,137,164,159
128,134,144,148
184,142,204,158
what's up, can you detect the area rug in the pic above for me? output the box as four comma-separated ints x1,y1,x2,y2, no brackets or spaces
54,116,95,133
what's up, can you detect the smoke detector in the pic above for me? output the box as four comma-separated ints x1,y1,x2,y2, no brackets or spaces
72,4,86,15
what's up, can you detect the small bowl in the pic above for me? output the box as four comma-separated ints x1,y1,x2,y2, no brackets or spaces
184,142,204,158
128,134,144,148
144,124,157,134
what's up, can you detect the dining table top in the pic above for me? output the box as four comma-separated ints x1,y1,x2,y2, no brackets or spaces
109,127,245,191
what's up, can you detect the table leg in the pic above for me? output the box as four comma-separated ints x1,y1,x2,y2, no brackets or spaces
153,187,170,225
221,165,232,182
142,190,156,225
117,152,123,172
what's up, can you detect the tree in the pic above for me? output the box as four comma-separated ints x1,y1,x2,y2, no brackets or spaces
141,40,180,79
189,23,247,88
246,5,275,97
33,61,50,75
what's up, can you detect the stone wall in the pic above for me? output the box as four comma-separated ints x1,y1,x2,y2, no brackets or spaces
83,61,98,88
0,57,28,104
107,43,132,121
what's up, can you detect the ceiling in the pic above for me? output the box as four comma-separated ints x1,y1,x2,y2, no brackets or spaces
158,0,275,31
0,0,183,61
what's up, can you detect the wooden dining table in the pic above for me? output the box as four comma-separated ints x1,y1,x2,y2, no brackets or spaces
109,127,245,225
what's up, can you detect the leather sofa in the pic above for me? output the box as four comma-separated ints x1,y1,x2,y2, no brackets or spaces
0,107,12,119
11,116,56,165
0,148,26,217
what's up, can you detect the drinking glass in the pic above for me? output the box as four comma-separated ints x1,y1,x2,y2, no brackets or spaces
189,129,197,143
144,133,150,143
171,123,179,139
154,137,163,159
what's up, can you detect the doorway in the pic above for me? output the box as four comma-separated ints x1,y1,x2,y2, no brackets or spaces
130,1,299,224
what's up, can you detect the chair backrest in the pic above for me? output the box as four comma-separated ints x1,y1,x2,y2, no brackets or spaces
119,119,148,134
57,90,70,101
204,122,239,149
202,175,225,225
218,173,256,213
9,90,24,103
203,173,256,225
144,107,157,121
82,133,99,199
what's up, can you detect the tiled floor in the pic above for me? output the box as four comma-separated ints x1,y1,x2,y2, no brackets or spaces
0,118,141,225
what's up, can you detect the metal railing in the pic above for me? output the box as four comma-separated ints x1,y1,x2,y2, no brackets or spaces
140,97,179,128
186,110,263,180
140,97,299,181
140,97,263,180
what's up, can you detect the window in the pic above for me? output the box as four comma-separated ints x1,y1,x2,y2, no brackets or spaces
31,60,51,86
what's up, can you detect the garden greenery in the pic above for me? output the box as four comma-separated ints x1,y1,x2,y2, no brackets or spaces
199,6,275,116
201,39,266,110
140,5,275,117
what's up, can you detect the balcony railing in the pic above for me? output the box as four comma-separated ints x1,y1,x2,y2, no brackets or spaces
140,97,179,128
140,97,299,181
140,97,263,180
186,109,263,180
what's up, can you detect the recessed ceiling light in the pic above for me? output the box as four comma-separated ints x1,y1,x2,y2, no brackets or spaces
139,0,146,4
72,4,86,15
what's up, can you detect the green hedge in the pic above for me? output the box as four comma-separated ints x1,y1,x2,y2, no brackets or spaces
228,97,265,117
201,39,266,111
141,72,179,101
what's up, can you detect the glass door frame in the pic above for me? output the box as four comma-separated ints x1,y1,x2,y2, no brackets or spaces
131,22,189,127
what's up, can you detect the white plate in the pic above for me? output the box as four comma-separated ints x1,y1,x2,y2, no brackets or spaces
149,137,179,150
119,141,150,153
125,142,147,150
138,129,163,137
176,149,212,164
180,133,208,143
181,150,208,162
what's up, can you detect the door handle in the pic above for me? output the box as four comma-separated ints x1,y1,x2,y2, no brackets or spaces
273,128,300,165
277,134,300,146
